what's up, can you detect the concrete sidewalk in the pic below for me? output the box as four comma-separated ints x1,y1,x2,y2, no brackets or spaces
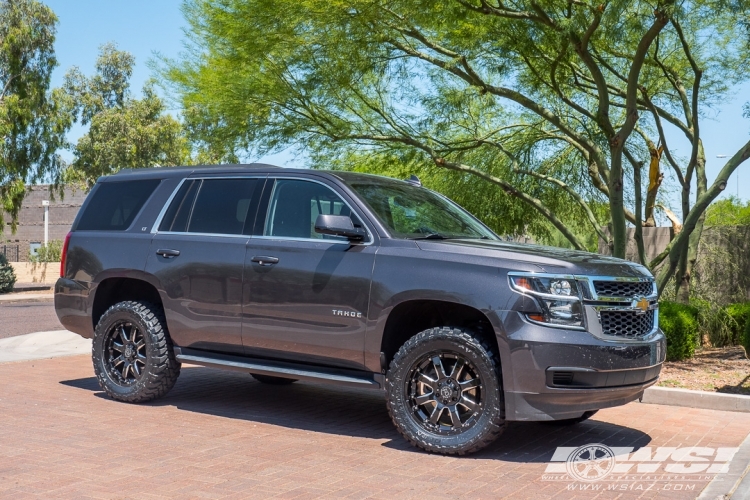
0,330,90,363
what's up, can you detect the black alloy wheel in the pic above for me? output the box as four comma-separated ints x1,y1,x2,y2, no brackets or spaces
407,352,483,435
386,327,506,455
104,321,147,385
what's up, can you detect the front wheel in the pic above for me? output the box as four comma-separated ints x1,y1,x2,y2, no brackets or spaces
92,301,180,403
386,327,506,455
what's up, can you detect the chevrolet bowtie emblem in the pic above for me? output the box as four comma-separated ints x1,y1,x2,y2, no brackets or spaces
634,297,649,313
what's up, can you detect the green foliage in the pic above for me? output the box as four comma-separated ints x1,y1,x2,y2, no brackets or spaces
743,314,750,357
28,239,61,263
726,302,750,345
0,0,71,228
63,44,189,187
691,299,735,348
704,197,750,226
0,252,16,293
659,301,699,361
163,0,750,271
319,151,557,240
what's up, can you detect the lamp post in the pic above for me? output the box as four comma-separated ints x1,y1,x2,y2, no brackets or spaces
42,200,49,246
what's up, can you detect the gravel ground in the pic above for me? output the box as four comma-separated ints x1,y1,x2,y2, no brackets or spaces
658,346,750,395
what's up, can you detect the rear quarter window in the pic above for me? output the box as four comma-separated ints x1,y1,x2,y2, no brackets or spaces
76,179,161,231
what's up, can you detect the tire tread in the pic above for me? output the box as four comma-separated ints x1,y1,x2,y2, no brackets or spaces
93,301,180,403
385,326,506,455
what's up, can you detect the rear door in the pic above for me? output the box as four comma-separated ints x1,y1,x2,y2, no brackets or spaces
145,176,265,354
242,176,377,368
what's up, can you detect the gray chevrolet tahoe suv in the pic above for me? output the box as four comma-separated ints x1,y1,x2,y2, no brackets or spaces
55,165,665,455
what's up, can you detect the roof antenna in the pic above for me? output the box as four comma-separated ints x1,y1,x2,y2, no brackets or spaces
405,175,422,187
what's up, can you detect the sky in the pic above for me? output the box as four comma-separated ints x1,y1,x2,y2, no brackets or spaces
44,0,750,208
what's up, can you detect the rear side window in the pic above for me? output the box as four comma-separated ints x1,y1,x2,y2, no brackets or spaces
158,180,200,232
158,178,262,235
77,179,161,231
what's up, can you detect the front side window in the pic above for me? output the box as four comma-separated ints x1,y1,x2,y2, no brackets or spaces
347,180,497,240
264,179,362,241
158,178,260,235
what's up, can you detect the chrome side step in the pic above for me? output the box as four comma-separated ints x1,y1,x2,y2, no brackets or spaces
174,348,383,390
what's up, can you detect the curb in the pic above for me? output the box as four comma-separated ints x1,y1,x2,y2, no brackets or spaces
13,284,54,293
698,432,750,499
641,386,750,413
0,293,54,304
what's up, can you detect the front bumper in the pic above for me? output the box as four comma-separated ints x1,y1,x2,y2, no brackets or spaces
498,311,666,421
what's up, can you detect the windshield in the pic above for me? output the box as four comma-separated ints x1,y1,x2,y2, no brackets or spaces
347,180,498,240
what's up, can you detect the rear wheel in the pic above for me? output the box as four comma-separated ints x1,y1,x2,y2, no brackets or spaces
93,301,180,403
386,327,506,455
251,374,297,385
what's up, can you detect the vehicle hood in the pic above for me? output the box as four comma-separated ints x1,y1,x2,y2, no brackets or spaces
414,239,652,278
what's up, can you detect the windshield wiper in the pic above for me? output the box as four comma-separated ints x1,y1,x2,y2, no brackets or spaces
409,233,450,240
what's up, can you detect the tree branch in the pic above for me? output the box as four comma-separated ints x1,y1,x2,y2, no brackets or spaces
515,167,608,242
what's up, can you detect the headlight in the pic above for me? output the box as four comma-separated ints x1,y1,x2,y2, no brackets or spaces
509,274,584,329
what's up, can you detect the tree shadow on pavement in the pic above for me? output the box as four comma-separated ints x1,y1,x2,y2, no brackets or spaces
61,365,651,462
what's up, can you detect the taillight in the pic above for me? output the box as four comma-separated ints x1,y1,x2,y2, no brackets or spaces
60,232,72,278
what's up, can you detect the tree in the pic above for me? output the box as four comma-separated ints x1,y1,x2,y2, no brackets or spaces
64,44,188,187
165,0,750,296
0,0,70,229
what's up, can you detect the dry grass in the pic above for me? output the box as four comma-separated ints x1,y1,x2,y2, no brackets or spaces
658,346,750,395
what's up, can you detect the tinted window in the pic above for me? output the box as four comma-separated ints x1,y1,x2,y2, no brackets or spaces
159,180,199,232
77,179,161,231
187,178,259,235
348,181,496,240
264,179,360,240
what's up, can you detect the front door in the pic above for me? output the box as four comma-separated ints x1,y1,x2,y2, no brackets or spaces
146,176,265,354
242,177,377,368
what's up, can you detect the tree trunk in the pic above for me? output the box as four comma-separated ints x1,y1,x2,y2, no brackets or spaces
676,250,690,302
643,144,663,227
633,160,646,265
609,151,627,258
675,140,707,303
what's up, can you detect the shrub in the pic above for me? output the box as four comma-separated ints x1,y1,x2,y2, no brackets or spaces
659,301,700,361
744,318,750,358
29,239,63,263
693,299,735,347
0,253,16,294
725,302,750,345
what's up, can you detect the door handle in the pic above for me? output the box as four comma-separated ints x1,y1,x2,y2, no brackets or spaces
156,248,181,258
251,255,279,266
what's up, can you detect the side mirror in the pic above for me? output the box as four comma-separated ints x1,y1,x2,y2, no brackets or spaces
314,214,366,241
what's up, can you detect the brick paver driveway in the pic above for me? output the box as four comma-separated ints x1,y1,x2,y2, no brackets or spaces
1,355,749,499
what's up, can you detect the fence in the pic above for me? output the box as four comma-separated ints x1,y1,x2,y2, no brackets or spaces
598,226,750,304
0,244,20,262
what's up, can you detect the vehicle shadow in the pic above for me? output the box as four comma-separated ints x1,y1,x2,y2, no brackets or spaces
61,365,652,462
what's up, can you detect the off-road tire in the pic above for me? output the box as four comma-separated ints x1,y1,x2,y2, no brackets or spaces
545,410,599,426
386,327,506,455
93,301,181,403
251,374,297,385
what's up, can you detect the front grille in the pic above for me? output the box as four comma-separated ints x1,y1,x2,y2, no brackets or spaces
594,280,653,298
600,309,655,338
